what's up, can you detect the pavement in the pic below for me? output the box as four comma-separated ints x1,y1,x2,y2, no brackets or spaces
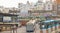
51,29,60,33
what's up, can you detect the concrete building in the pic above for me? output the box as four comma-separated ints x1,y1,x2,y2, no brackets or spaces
0,6,3,13
43,0,55,16
44,0,53,11
9,7,20,15
56,0,60,4
28,0,45,17
0,7,19,22
52,0,57,16
0,6,9,13
3,8,9,13
18,0,56,17
57,4,60,15
18,1,35,17
0,13,18,31
18,1,31,10
55,0,60,15
35,0,44,10
28,0,54,17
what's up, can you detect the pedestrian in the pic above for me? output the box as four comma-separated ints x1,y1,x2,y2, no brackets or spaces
0,27,2,32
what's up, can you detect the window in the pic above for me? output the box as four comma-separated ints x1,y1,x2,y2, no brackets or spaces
57,5,60,11
48,5,50,10
48,7,50,9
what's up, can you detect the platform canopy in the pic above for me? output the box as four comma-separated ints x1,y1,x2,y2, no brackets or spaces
0,13,18,16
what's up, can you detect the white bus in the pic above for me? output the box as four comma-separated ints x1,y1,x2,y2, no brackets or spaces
26,19,37,32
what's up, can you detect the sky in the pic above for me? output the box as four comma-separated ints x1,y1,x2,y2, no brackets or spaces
0,0,38,8
0,0,54,8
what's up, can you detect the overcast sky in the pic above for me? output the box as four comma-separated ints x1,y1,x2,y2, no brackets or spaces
0,0,37,8
0,0,54,8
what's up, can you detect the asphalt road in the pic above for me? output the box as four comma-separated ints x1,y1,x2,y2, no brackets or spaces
0,24,40,33
1,24,60,33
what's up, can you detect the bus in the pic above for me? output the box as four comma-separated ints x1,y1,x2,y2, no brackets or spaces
26,19,37,32
39,20,54,33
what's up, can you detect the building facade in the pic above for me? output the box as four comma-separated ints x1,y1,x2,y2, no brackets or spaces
55,0,60,15
44,0,53,11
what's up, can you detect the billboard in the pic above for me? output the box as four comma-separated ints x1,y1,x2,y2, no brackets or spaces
3,16,11,22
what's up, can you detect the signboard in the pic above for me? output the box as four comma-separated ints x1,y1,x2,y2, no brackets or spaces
3,16,11,22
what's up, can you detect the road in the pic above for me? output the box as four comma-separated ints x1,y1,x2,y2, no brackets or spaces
0,24,40,33
1,24,60,33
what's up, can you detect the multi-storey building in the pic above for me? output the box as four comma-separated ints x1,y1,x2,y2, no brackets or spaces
44,0,53,11
0,13,18,31
0,7,9,13
35,0,44,10
28,0,45,17
18,1,36,17
29,0,54,17
17,0,58,20
56,0,60,4
18,1,31,17
55,0,60,15
9,7,20,15
44,0,53,16
18,1,35,25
